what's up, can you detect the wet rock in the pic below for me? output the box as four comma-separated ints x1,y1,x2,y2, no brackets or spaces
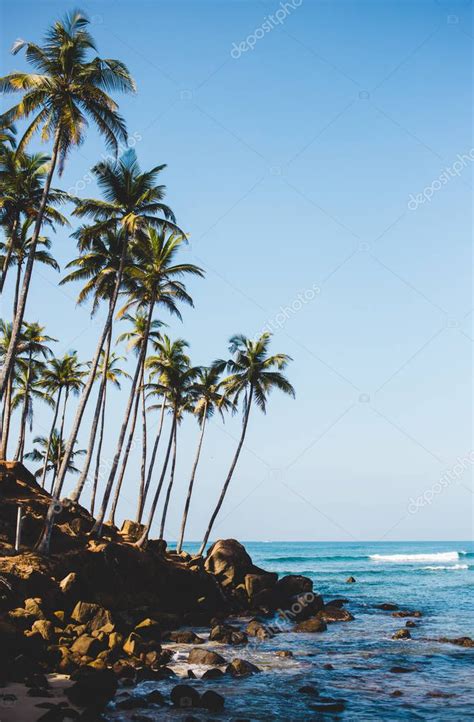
298,684,319,695
66,667,117,710
323,663,334,670
187,669,196,679
317,607,354,623
209,624,248,645
346,577,356,583
392,629,411,640
200,690,225,711
405,621,416,628
244,572,278,600
294,616,327,633
170,684,200,708
166,630,205,644
391,690,403,696
246,618,273,640
437,636,474,648
275,575,313,599
275,650,293,658
70,634,105,657
426,691,455,698
204,539,254,588
392,610,422,618
325,598,349,608
282,592,324,621
310,698,346,712
187,648,226,665
389,666,415,674
112,660,136,679
117,696,148,710
145,690,165,705
377,602,398,611
226,658,261,677
201,668,224,679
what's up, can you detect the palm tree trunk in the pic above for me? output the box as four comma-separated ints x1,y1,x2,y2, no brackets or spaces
176,413,207,553
0,132,61,399
53,231,130,502
198,389,253,556
139,379,147,513
0,371,14,459
135,413,176,549
69,325,112,503
40,388,62,488
91,297,155,536
137,397,165,522
108,364,143,525
15,352,32,461
159,421,178,540
90,383,107,516
13,261,22,317
0,216,19,295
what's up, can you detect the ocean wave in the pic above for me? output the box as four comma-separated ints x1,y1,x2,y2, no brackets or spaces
422,564,468,571
369,551,460,564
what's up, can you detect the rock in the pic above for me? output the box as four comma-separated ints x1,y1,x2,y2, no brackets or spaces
205,539,267,588
170,684,200,708
187,669,196,679
426,691,455,698
166,630,205,644
323,663,334,670
376,603,398,611
187,648,226,666
201,668,224,679
405,621,416,628
145,690,165,705
281,592,325,622
298,684,319,695
123,632,148,657
117,696,148,710
113,661,136,679
294,617,327,633
71,602,114,632
275,575,313,599
209,624,248,645
325,598,349,608
200,690,225,711
437,636,474,648
391,690,403,696
246,619,273,640
275,650,293,658
109,631,124,649
346,577,356,583
392,610,422,618
30,619,55,641
121,519,146,541
310,698,346,712
389,666,415,674
70,634,105,657
24,598,47,620
244,572,278,599
59,572,79,594
317,607,354,623
226,658,261,677
134,618,161,643
66,666,117,709
392,628,411,640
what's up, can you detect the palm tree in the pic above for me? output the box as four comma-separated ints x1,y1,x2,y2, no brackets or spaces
0,320,16,459
135,345,198,548
107,313,164,525
56,149,185,501
12,322,56,460
0,8,135,402
53,352,85,495
91,230,202,536
198,333,295,556
176,365,232,553
26,432,85,489
0,149,67,294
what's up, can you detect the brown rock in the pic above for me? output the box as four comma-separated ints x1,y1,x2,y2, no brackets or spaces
346,577,356,583
209,624,248,645
244,572,278,599
437,636,474,648
134,618,161,643
392,628,411,640
71,601,114,632
246,619,273,640
392,610,422,618
30,619,55,641
187,648,226,665
123,632,148,657
317,608,354,623
70,634,105,657
275,575,313,599
376,603,398,611
294,617,327,633
166,630,205,644
226,658,261,677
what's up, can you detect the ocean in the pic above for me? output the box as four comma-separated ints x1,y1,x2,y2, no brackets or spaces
112,540,474,720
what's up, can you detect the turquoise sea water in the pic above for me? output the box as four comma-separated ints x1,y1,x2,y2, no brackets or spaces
114,540,474,721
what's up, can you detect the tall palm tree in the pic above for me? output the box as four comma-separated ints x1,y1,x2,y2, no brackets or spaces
0,320,17,459
198,333,295,556
135,346,198,548
107,313,164,525
91,230,202,536
26,432,85,490
56,149,184,501
53,352,85,495
0,8,135,401
176,365,232,553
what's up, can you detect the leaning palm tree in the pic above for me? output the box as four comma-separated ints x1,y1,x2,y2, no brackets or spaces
176,365,233,553
0,8,135,401
56,149,185,502
0,320,15,458
90,229,202,536
25,432,85,490
198,333,295,555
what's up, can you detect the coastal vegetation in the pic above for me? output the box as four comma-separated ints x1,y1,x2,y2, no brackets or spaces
0,10,295,555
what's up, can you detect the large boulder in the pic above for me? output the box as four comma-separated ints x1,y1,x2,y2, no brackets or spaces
187,648,226,665
226,658,261,677
66,666,117,710
204,540,254,588
209,624,248,645
317,607,354,623
294,616,327,633
71,601,114,632
275,575,313,600
246,619,274,640
70,634,106,657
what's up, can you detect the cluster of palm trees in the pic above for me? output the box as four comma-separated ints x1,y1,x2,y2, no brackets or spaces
0,10,295,556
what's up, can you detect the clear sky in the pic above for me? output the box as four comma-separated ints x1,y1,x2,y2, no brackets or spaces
1,0,472,542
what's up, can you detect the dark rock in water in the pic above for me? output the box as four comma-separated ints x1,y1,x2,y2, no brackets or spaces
200,690,225,711
201,667,224,679
298,684,319,696
187,669,196,679
310,698,346,712
426,691,455,698
389,666,415,674
117,696,148,710
392,610,422,618
377,603,399,611
145,690,165,705
346,577,356,583
283,592,324,621
244,572,278,600
166,630,205,644
437,636,474,648
25,673,50,688
205,539,261,588
275,650,293,658
66,667,117,709
226,658,261,677
294,616,327,633
391,690,403,697
187,648,226,665
170,684,200,708
275,575,313,599
317,607,354,623
323,663,334,670
325,598,349,608
246,618,273,640
392,628,411,640
209,624,248,645
405,621,416,628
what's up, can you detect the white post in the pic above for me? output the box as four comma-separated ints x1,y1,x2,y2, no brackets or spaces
15,506,22,552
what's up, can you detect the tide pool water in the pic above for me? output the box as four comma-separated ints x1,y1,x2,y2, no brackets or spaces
112,540,473,720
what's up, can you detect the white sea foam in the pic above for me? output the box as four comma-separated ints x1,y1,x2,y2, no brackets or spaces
369,551,460,564
422,564,468,571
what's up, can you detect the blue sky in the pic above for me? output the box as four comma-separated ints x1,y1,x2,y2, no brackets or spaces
1,0,472,542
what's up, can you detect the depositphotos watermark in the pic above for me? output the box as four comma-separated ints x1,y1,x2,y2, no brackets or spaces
254,284,320,340
407,451,474,514
231,0,303,59
408,148,474,210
